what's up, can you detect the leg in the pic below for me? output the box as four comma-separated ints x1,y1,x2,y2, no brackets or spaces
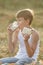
15,58,35,65
0,57,19,64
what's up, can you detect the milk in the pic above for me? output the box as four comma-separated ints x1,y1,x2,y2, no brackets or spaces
22,27,32,35
10,21,18,31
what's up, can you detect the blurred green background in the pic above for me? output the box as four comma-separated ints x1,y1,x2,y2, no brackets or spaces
0,0,43,61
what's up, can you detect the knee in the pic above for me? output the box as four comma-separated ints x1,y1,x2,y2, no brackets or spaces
15,61,24,65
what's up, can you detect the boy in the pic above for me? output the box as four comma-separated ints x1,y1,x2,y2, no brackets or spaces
0,9,40,65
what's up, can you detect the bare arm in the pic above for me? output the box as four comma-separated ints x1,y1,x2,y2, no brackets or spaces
24,31,39,57
7,24,19,54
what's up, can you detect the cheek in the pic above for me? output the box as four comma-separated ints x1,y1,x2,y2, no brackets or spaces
19,22,22,24
19,22,23,26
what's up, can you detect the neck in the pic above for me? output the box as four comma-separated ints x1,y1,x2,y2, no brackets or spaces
20,24,31,32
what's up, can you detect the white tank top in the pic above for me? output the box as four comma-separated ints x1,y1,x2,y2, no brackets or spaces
15,29,40,62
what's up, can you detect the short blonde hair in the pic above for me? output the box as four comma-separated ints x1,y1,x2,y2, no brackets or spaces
16,9,34,25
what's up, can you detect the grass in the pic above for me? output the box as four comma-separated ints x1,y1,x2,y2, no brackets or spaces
0,10,43,60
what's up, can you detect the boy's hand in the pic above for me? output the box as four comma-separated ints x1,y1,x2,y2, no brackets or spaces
7,24,13,35
23,34,30,41
7,24,12,30
7,24,19,35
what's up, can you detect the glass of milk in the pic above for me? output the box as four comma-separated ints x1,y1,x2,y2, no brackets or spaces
22,27,32,35
10,21,19,31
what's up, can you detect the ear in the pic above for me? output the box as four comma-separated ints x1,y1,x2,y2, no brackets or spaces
26,19,30,25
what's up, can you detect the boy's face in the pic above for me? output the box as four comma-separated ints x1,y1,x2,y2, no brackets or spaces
16,17,30,28
17,17,25,25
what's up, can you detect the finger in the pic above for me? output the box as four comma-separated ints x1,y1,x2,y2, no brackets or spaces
24,35,30,41
23,34,28,37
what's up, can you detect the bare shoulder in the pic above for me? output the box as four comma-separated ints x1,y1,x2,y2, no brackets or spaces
32,28,39,40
